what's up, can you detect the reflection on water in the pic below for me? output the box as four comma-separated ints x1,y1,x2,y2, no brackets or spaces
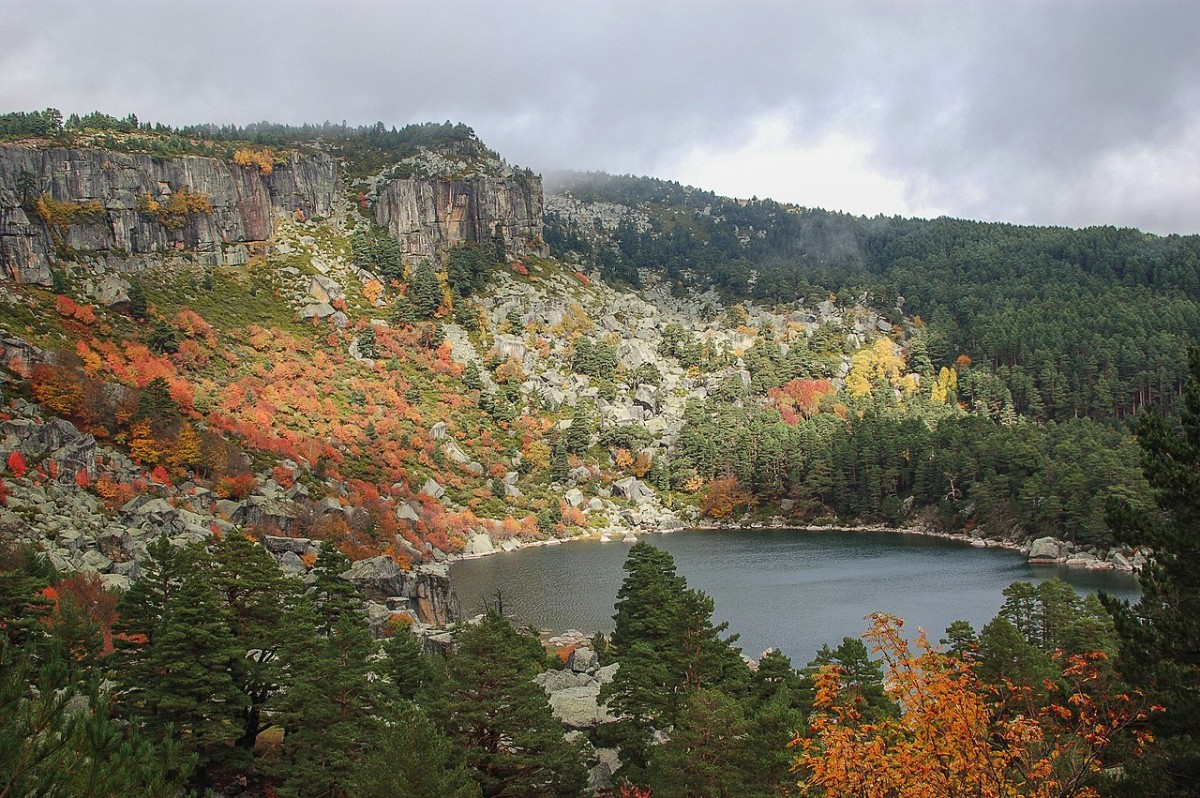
449,528,1141,664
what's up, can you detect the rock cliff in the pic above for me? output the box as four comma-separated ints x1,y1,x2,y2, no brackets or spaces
0,144,338,284
0,144,548,286
374,173,547,259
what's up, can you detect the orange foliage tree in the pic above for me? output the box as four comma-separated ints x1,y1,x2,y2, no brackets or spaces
769,378,833,424
700,474,754,519
796,614,1153,798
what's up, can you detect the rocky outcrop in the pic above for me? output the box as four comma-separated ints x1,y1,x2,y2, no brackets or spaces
0,144,337,284
340,556,455,626
373,173,547,259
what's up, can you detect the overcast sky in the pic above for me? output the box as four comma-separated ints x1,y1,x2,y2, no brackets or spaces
5,1,1198,234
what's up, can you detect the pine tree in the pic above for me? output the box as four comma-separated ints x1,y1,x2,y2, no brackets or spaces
112,535,192,710
271,603,389,798
565,402,591,455
308,545,363,634
142,567,246,778
435,612,586,798
1103,347,1200,796
207,532,303,751
409,262,443,318
384,626,443,702
0,647,194,796
353,701,481,798
127,279,147,320
0,527,54,652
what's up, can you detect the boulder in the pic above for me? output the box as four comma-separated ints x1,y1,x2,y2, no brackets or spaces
395,501,420,522
564,488,585,508
420,479,445,500
85,273,131,307
535,669,593,693
612,477,654,504
463,533,495,557
341,555,407,601
567,646,599,674
547,684,612,729
309,274,343,303
442,439,471,465
1028,536,1064,562
298,302,337,320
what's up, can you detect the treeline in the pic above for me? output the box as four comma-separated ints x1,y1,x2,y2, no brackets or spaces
0,107,496,179
670,400,1149,547
547,172,1200,421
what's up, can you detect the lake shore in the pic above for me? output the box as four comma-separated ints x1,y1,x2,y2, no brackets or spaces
447,514,1140,573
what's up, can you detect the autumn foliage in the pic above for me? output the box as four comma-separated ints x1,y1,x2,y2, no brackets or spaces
796,614,1153,798
700,474,754,519
233,148,275,175
768,378,833,424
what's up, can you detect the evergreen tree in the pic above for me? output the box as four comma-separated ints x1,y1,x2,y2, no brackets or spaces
390,292,419,326
804,637,894,723
271,604,389,798
409,262,443,317
127,279,148,320
0,646,193,797
207,532,304,751
0,528,54,653
603,542,749,776
463,360,483,391
1103,347,1200,796
131,376,181,425
308,545,362,634
384,626,442,702
142,567,246,779
645,688,752,798
353,701,480,798
550,436,570,483
112,535,193,715
565,402,591,455
435,612,586,798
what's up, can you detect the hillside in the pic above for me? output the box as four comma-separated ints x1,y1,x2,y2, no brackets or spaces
0,111,1176,595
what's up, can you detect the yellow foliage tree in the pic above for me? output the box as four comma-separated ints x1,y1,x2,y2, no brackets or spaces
233,148,275,175
930,366,958,405
128,419,163,465
846,338,907,398
700,474,755,519
169,422,202,473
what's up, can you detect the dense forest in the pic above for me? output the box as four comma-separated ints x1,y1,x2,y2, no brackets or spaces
547,172,1200,422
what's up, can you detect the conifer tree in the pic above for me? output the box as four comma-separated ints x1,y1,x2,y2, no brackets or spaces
140,567,246,778
353,700,480,798
409,262,443,317
207,532,304,751
1,647,194,796
270,602,389,798
435,612,586,798
384,625,443,702
1104,347,1200,796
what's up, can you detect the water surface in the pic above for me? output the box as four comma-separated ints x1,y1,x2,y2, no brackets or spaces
449,528,1140,664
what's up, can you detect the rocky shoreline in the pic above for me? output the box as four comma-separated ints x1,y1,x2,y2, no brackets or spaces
448,515,1146,574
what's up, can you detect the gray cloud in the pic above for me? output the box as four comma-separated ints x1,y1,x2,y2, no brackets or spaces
3,0,1197,233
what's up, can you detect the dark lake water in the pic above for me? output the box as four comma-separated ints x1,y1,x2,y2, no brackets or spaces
448,528,1141,665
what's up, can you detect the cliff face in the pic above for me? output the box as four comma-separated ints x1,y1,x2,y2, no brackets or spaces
0,144,338,284
0,143,548,286
374,173,548,260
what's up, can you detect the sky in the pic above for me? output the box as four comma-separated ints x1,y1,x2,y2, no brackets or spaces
5,1,1199,235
